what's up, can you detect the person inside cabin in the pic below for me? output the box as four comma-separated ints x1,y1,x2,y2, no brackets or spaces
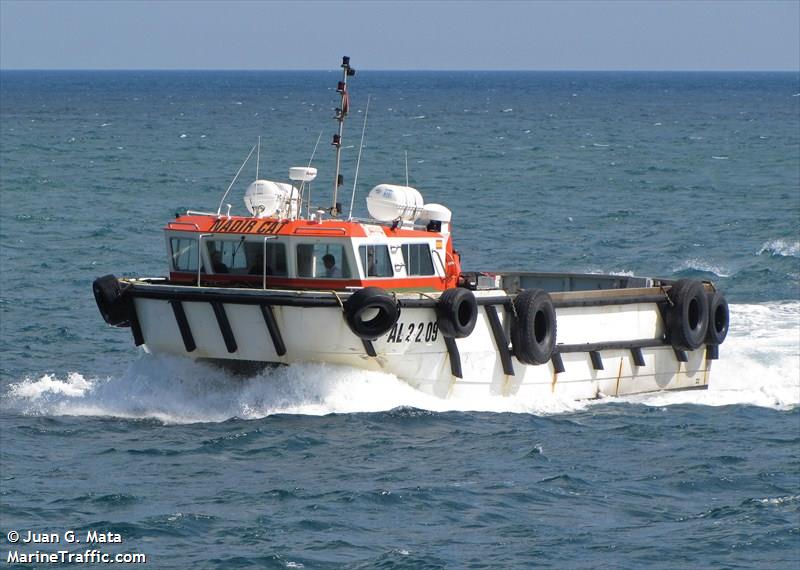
322,254,342,278
249,255,265,276
366,250,378,277
211,249,229,273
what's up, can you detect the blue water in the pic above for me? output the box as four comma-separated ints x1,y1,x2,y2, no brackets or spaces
1,70,799,568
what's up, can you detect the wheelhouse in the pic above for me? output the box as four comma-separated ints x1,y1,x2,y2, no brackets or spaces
164,214,460,292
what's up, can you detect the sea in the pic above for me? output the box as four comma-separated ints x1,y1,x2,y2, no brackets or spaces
1,70,798,568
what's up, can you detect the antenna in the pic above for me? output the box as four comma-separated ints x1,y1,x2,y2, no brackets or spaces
217,142,257,216
304,130,323,218
255,136,261,180
405,151,409,187
331,56,356,216
348,94,371,220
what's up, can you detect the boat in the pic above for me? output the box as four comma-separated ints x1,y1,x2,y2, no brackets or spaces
92,57,730,401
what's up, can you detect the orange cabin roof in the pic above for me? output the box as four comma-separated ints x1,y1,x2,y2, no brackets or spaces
165,214,441,240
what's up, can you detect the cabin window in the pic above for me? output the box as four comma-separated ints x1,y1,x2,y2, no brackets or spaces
296,243,352,279
204,239,247,274
243,241,287,277
402,243,435,276
170,238,198,272
205,239,287,276
359,244,394,278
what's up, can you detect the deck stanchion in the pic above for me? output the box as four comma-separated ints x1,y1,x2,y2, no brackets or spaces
128,299,145,347
259,304,287,356
589,351,604,371
169,300,196,352
211,301,237,353
630,347,646,367
551,352,565,374
362,339,377,357
484,305,514,376
443,336,463,378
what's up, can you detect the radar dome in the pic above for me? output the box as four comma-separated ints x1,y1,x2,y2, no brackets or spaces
289,166,317,182
366,184,424,222
419,203,452,223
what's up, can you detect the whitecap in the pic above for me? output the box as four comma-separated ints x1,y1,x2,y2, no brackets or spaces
672,258,730,277
754,495,800,505
711,155,729,160
757,239,800,258
585,267,635,277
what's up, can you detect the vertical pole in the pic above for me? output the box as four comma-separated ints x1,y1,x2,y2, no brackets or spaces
332,56,354,215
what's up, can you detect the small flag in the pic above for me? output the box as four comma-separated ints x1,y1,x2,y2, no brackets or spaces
342,90,350,116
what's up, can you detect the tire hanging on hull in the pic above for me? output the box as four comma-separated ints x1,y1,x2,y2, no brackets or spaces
665,279,709,351
92,274,132,327
705,290,730,346
343,287,401,340
435,287,478,339
510,288,557,366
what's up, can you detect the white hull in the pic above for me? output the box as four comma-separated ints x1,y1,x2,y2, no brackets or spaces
128,284,713,401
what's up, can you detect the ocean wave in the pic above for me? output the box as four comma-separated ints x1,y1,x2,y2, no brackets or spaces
757,239,800,258
672,258,730,277
4,303,796,423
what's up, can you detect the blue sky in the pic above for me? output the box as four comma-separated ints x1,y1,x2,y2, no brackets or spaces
1,0,798,70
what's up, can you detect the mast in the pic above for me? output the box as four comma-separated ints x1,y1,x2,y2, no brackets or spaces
331,56,355,216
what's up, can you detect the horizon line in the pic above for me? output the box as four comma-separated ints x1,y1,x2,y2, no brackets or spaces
2,67,799,73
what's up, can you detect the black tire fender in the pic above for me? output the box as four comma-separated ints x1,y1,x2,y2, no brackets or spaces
705,291,729,345
344,287,400,340
666,279,709,351
435,287,478,339
92,274,131,327
511,288,557,366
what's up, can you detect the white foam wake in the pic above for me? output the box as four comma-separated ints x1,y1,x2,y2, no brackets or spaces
3,303,797,423
3,356,589,424
617,301,799,409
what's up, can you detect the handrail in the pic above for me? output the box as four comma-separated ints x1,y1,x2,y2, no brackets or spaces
262,236,277,290
431,250,447,281
197,234,212,287
293,227,348,235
